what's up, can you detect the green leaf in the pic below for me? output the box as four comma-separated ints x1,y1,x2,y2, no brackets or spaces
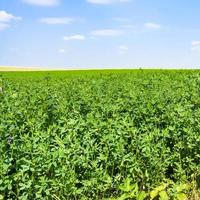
174,183,190,193
176,193,187,200
150,183,169,199
118,178,135,192
159,191,169,200
117,193,131,200
138,191,148,200
130,183,139,197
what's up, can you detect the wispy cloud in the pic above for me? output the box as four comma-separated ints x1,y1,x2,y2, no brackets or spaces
0,11,21,22
87,0,130,5
144,22,161,30
119,45,128,51
191,40,200,51
191,41,200,46
40,17,75,25
58,49,66,53
118,45,128,54
0,11,21,31
63,34,86,41
0,23,10,31
91,29,124,36
22,0,59,6
112,17,130,23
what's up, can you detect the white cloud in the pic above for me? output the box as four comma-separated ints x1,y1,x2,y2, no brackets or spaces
0,23,9,31
0,11,21,31
23,0,59,6
63,34,86,41
0,11,21,22
58,49,66,53
10,47,19,52
191,41,200,46
113,17,129,22
40,17,74,25
191,40,200,51
122,24,136,30
144,22,161,30
91,29,124,36
87,0,130,4
118,45,128,54
119,45,128,51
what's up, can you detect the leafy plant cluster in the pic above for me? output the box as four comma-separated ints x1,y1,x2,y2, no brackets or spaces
112,177,199,200
0,70,199,199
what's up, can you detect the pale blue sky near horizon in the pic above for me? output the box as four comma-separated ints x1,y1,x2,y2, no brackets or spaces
0,0,200,69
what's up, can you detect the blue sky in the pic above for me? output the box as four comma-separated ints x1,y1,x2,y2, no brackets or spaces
0,0,200,69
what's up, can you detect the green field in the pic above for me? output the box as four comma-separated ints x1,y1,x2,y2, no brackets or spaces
0,70,200,200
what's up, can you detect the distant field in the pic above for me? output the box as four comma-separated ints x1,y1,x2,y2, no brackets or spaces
0,66,63,71
0,70,199,199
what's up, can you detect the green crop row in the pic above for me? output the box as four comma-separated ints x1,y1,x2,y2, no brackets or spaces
0,70,199,199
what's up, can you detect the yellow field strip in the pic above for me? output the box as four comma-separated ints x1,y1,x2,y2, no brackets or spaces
0,66,66,71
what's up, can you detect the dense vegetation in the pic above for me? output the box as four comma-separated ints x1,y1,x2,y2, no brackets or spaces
0,70,199,200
